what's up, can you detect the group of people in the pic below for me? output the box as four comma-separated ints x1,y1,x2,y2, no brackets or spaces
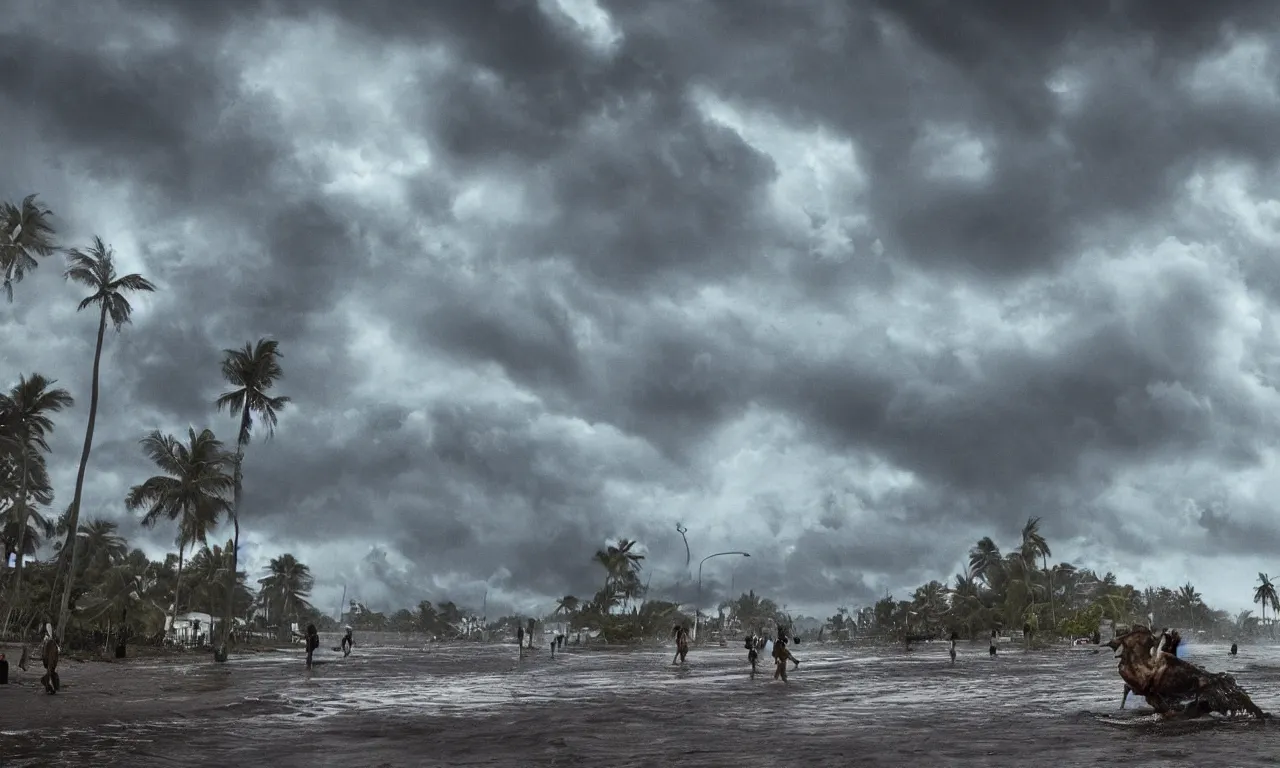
296,624,355,670
670,623,802,682
747,628,801,681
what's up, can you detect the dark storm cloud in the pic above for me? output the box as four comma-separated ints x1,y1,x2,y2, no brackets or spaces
6,0,1280,615
599,0,1280,280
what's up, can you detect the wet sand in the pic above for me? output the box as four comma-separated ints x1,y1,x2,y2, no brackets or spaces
3,638,1279,767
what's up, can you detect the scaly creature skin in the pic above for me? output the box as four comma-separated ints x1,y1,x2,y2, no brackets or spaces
1101,625,1267,719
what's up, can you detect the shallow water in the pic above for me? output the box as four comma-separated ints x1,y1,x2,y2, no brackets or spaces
3,638,1280,767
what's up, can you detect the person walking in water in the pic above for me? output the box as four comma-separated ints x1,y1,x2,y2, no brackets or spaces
988,629,998,657
775,627,800,669
949,632,958,665
745,634,759,675
672,625,690,665
1230,642,1238,656
39,623,60,694
340,626,354,657
772,634,797,682
304,624,320,670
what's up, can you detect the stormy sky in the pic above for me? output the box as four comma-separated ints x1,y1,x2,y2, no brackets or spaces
5,0,1280,618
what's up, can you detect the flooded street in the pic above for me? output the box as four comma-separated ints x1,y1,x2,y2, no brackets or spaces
3,638,1279,767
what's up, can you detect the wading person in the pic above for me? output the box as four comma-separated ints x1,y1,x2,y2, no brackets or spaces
40,625,60,694
775,627,800,669
340,626,354,657
517,625,525,656
772,635,792,682
304,624,320,670
988,630,998,657
949,631,958,665
672,625,690,665
745,634,759,674
1230,643,1238,656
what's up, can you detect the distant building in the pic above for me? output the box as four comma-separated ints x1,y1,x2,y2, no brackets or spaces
168,612,214,646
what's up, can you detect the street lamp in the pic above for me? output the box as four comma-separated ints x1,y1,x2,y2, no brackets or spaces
695,551,750,640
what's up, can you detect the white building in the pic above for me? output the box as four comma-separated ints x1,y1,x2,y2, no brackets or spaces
167,612,215,645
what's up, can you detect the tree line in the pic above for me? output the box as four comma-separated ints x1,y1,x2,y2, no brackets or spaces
829,518,1279,643
0,193,294,657
549,524,1280,645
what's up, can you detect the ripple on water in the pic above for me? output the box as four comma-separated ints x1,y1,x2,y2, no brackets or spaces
5,642,1280,767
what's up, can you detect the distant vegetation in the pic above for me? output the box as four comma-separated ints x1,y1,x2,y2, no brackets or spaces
831,518,1278,644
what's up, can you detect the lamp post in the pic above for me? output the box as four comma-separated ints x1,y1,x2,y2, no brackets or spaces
695,551,750,641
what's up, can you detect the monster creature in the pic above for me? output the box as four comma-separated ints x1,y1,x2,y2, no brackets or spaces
1100,625,1266,719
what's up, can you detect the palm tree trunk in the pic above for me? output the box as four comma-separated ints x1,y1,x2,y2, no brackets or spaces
169,543,187,642
220,408,250,657
1043,554,1056,634
55,304,108,643
2,448,32,638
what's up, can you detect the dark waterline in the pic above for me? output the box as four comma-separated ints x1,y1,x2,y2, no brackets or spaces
3,638,1280,767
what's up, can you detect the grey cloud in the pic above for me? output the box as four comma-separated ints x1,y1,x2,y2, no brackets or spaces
8,0,1280,616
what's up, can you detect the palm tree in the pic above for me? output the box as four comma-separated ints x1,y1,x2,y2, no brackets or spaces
1236,609,1261,638
0,374,73,635
950,573,984,638
56,517,128,583
1,507,55,561
0,194,57,301
911,580,949,634
554,595,580,616
1176,582,1205,629
124,429,233,637
257,554,314,640
186,541,252,628
76,556,165,643
54,237,156,641
593,538,645,611
1020,517,1054,629
967,537,1002,587
0,442,53,542
1254,573,1278,640
213,339,290,658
